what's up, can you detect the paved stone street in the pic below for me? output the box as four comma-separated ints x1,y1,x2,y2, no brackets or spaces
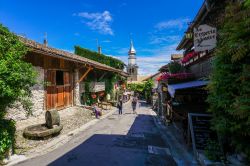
15,101,177,166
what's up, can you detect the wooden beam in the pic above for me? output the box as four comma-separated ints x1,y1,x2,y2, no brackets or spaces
98,72,107,81
78,67,93,83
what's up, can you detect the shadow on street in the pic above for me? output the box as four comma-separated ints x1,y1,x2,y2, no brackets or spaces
48,113,177,166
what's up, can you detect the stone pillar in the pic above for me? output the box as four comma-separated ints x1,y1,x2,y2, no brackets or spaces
74,69,81,106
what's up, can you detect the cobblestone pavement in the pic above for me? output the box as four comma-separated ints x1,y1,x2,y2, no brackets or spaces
15,106,113,155
15,101,177,166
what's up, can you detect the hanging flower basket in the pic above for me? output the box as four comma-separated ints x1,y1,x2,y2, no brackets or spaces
157,72,194,84
91,93,97,99
181,51,198,64
99,92,105,97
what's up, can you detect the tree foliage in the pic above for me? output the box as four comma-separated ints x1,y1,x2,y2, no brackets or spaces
128,79,154,103
168,61,184,74
75,46,125,70
207,1,250,158
0,24,36,117
0,24,36,160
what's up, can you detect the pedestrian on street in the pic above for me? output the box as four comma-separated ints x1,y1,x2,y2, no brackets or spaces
92,103,100,119
132,96,138,114
117,98,123,115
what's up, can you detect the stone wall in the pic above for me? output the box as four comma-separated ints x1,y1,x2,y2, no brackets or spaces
188,57,213,78
6,66,45,121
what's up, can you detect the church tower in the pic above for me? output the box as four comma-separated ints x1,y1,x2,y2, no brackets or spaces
127,40,138,81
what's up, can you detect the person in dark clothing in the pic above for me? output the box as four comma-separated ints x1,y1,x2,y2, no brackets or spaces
92,103,100,119
132,96,138,114
117,98,123,115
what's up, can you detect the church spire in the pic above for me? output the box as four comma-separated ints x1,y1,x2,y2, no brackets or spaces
127,39,138,82
128,39,136,55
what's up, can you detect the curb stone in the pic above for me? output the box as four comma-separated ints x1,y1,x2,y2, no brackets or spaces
7,108,117,166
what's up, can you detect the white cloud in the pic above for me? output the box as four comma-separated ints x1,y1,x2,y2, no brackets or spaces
155,18,190,30
150,35,181,44
76,11,114,35
102,39,112,43
62,49,74,53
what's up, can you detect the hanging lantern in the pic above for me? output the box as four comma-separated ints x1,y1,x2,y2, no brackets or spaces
185,31,193,39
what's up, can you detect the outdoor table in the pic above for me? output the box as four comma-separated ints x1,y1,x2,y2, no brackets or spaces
100,102,112,110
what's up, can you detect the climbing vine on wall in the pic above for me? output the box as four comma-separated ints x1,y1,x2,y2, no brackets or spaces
74,46,125,70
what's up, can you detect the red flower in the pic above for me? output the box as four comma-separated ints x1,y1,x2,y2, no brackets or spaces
157,72,193,81
91,94,97,99
181,51,198,64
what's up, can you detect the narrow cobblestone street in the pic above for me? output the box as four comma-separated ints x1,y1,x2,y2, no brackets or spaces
15,101,177,166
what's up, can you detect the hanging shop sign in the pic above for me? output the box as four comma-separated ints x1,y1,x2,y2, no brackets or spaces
89,82,105,92
194,24,217,52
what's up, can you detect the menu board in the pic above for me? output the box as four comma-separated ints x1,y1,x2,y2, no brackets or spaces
188,113,213,158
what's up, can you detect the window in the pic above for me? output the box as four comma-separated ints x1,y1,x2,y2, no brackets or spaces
56,71,64,85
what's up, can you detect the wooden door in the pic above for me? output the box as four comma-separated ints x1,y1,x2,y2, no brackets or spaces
63,71,72,107
46,70,72,110
46,70,56,110
56,86,64,108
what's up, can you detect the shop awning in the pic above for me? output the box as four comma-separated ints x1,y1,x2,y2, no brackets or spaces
168,80,209,98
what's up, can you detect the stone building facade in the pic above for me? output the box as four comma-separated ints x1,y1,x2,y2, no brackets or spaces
6,37,128,121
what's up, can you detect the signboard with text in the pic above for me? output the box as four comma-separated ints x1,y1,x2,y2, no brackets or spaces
194,24,217,52
89,82,105,92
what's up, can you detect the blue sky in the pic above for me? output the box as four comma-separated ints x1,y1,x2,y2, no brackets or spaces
0,0,203,75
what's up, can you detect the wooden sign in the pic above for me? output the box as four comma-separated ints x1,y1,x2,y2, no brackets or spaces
194,24,217,52
89,82,105,92
188,113,213,159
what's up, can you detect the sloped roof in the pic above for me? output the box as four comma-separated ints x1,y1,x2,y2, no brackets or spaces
142,72,161,81
20,37,128,77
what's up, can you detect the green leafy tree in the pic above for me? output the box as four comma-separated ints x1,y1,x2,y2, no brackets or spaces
168,61,184,74
128,79,153,103
207,1,250,158
144,79,154,103
0,24,36,159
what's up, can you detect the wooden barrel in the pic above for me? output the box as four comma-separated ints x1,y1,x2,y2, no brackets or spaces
45,110,60,129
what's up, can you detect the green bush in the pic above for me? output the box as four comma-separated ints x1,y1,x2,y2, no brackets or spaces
0,120,15,160
207,1,250,159
0,24,37,116
204,140,223,161
128,79,153,103
168,61,184,74
0,24,36,159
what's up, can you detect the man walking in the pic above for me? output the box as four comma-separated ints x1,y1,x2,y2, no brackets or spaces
117,98,123,115
132,96,138,114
